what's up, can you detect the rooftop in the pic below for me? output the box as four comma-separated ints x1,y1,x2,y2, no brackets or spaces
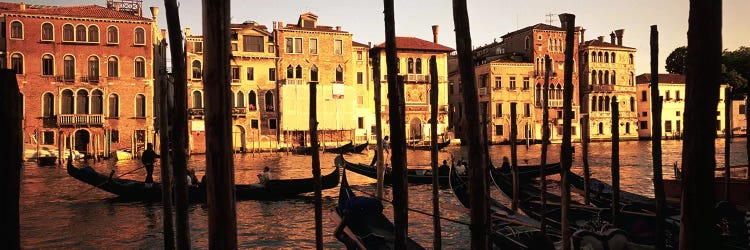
372,37,454,52
636,73,686,84
581,39,635,50
2,3,151,22
501,23,565,39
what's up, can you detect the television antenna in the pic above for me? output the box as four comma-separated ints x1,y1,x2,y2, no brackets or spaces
545,13,559,25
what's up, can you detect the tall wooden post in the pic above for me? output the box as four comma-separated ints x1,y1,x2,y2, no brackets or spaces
510,102,519,212
452,0,489,248
746,95,749,184
58,131,63,165
559,13,576,250
580,58,591,205
309,82,323,250
35,130,40,163
372,53,386,198
202,0,238,248
611,96,620,225
724,86,732,200
650,25,666,250
383,1,408,247
164,0,192,248
428,56,442,249
540,55,552,235
0,70,22,249
158,76,175,249
680,0,722,248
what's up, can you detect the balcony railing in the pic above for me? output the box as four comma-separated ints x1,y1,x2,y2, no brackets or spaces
478,87,487,96
189,108,205,118
232,107,246,117
80,75,100,83
405,74,430,83
57,114,104,126
54,75,76,83
285,79,304,85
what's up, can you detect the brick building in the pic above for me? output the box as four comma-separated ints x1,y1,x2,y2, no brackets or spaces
1,1,163,157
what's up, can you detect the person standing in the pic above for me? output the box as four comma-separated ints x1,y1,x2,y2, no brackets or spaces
141,143,158,188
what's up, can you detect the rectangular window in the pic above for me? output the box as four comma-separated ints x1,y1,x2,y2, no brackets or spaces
676,111,681,116
357,51,363,61
268,45,275,53
496,103,502,117
334,39,343,55
357,72,363,84
230,32,238,41
666,90,671,100
110,130,119,143
677,120,681,132
42,131,54,145
358,117,364,129
269,119,277,130
494,77,502,89
285,38,294,53
231,43,238,51
740,105,746,115
135,130,146,143
231,67,240,81
509,77,516,89
268,68,276,81
243,35,264,52
676,91,681,100
195,42,203,53
523,77,530,90
480,74,488,88
357,96,364,106
294,38,302,53
665,120,672,133
641,91,647,101
717,120,721,131
135,60,145,78
495,125,503,136
251,119,259,129
642,111,647,117
42,57,54,76
639,121,648,129
524,103,530,117
309,38,318,54
247,67,254,81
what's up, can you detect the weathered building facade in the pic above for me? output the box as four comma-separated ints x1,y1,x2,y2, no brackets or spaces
1,1,162,157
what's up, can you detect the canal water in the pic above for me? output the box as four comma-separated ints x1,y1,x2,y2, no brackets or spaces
20,138,748,249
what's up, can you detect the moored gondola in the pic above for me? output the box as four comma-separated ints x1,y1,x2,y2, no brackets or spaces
341,155,449,186
406,140,450,151
331,157,424,249
324,141,354,154
67,158,340,202
351,142,369,154
491,162,562,181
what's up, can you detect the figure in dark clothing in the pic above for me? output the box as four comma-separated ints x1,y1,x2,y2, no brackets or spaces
141,143,159,187
500,156,511,170
438,160,450,176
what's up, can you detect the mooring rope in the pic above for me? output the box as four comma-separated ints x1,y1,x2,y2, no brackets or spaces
348,185,471,226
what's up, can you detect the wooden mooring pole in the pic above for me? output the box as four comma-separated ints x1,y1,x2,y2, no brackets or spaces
680,0,722,248
611,96,620,225
372,52,386,199
650,25,667,250
203,0,238,248
428,56,442,249
452,0,490,248
383,0,408,247
540,55,552,235
559,13,576,250
163,0,192,248
724,86,732,200
158,76,175,249
309,81,323,250
0,69,22,249
510,102,519,212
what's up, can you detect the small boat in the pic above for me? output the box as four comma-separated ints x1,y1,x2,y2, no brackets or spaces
331,160,424,250
67,158,340,202
566,172,660,210
663,177,750,208
406,140,450,151
324,142,354,154
292,144,320,155
341,155,450,186
351,142,369,154
491,162,562,181
115,149,133,160
37,156,58,166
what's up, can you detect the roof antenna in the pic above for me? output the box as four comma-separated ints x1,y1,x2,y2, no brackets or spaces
545,13,558,25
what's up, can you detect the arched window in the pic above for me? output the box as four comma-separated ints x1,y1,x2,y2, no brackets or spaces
604,71,610,85
236,91,245,108
604,52,609,63
192,60,202,79
135,94,146,117
192,90,203,108
264,91,274,112
134,27,145,45
407,58,414,74
598,96,604,111
76,25,86,41
535,83,542,106
611,52,616,63
11,53,23,74
598,71,604,85
42,54,54,76
88,26,99,43
548,84,555,101
591,70,597,85
91,90,103,114
108,94,119,117
230,91,235,108
248,91,257,111
43,92,55,117
335,65,343,82
62,90,74,114
630,96,635,112
556,84,563,100
10,21,22,39
598,52,603,62
108,57,119,78
63,24,74,41
598,122,604,134
611,71,616,85
63,55,75,81
629,54,634,64
625,122,630,134
88,56,99,81
591,96,597,112
416,58,422,74
630,72,635,86
604,96,610,112
286,65,294,79
134,57,145,78
76,89,89,114
525,36,530,50
41,23,53,41
107,26,118,44
310,65,318,82
295,65,302,78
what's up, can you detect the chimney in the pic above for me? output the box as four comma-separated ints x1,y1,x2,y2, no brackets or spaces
579,28,586,43
114,2,120,11
432,25,439,44
185,27,191,36
278,21,284,29
615,29,624,46
597,36,604,42
160,29,167,40
610,32,616,44
272,21,277,30
149,6,159,24
19,2,26,10
336,26,341,31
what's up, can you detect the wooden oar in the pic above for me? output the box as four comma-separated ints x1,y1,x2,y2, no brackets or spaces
71,163,146,198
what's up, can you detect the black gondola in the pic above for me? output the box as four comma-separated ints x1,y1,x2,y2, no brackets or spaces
341,155,449,186
566,172,662,211
331,156,424,249
351,142,369,154
406,140,450,151
293,144,319,155
66,158,340,202
324,142,354,154
37,156,58,166
491,162,562,180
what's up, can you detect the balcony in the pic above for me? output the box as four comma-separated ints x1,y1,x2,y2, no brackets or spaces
189,108,205,118
57,114,103,126
478,87,487,96
54,75,76,83
285,79,304,85
405,74,430,83
232,107,246,117
80,75,100,83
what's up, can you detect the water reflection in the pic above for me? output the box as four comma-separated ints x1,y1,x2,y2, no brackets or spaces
19,138,748,248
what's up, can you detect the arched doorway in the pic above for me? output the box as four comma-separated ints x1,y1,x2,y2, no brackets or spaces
74,129,90,154
409,117,422,141
232,125,246,152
